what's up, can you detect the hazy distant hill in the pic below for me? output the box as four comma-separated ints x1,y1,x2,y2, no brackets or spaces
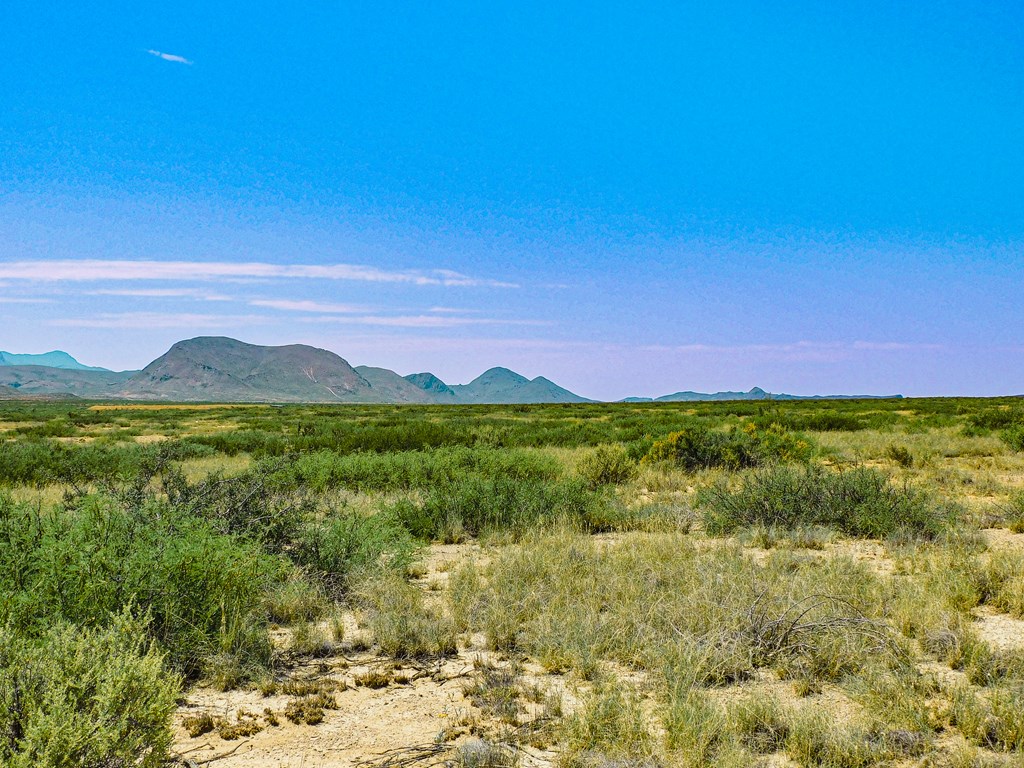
0,337,904,403
445,367,592,404
354,366,434,403
0,366,132,397
403,372,459,401
120,337,384,403
0,350,108,371
624,386,903,402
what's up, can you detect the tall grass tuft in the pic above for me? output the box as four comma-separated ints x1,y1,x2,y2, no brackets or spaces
701,465,958,539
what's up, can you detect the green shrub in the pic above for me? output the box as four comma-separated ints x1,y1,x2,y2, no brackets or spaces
0,494,285,680
701,465,958,539
393,477,605,541
885,443,915,468
0,610,179,768
642,423,812,471
296,509,419,594
1003,424,1024,452
577,444,637,488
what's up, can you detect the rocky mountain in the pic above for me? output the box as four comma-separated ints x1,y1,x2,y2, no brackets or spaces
120,337,383,403
0,338,905,403
445,367,592,404
354,366,434,403
0,350,108,371
0,366,133,397
403,372,458,401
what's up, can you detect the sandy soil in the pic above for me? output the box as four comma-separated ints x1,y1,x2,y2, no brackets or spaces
172,541,560,768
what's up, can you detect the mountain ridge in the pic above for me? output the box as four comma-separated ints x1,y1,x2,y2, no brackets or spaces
0,337,906,403
0,350,109,371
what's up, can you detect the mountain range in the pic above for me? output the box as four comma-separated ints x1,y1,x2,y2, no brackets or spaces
0,337,903,403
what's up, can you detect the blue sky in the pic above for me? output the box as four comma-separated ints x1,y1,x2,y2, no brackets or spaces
1,2,1022,399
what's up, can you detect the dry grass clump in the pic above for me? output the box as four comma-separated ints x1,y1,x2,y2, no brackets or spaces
354,667,395,688
280,677,344,696
182,711,215,737
450,530,897,687
283,692,338,725
215,709,264,740
356,571,458,658
462,660,524,725
560,680,658,768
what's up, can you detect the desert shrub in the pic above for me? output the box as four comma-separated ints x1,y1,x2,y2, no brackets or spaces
295,509,419,594
1002,493,1024,533
700,465,958,539
292,446,561,493
452,531,893,685
662,673,726,761
785,708,889,767
561,680,657,767
982,551,1024,618
1003,424,1024,452
392,477,604,541
0,494,285,680
264,574,328,625
728,695,792,754
951,685,1024,752
577,444,637,488
0,610,179,768
162,458,312,553
354,572,457,659
642,423,812,471
886,443,915,468
969,409,1023,431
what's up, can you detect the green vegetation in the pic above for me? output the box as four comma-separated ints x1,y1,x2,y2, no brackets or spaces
0,396,1023,764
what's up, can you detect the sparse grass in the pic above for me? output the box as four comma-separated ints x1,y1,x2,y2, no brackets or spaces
701,464,959,539
4,398,1024,764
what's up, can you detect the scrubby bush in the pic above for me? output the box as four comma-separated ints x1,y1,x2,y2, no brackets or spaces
392,477,605,541
0,610,179,768
0,493,286,680
642,423,812,471
355,572,457,658
700,466,958,539
577,444,637,488
1003,424,1024,452
295,508,419,594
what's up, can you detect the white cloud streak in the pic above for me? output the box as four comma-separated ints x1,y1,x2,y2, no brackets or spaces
147,49,193,65
250,299,369,313
87,288,232,301
0,260,517,288
300,315,550,328
48,313,268,329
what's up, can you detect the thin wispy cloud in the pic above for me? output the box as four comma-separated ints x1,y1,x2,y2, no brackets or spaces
427,306,485,314
48,312,268,329
88,288,232,301
250,299,369,314
0,260,517,288
147,49,193,65
301,314,550,328
0,297,53,304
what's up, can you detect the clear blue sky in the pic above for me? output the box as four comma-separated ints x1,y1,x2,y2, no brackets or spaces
1,2,1022,399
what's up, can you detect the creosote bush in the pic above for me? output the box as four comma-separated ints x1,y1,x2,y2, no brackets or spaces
390,477,604,542
701,465,958,539
577,444,637,488
642,422,813,471
0,610,179,768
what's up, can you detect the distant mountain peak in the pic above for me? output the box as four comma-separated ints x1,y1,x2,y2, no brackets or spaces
404,372,457,397
0,350,109,372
